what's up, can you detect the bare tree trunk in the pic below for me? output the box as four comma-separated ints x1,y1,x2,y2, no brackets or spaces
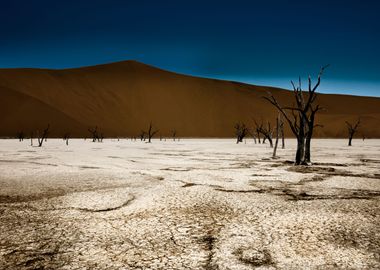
295,137,305,165
304,137,311,163
346,118,360,146
273,115,280,158
281,123,285,149
146,122,158,143
172,130,176,141
37,125,50,147
295,116,306,165
268,137,273,148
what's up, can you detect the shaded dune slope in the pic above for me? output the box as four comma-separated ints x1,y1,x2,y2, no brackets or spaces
0,61,379,138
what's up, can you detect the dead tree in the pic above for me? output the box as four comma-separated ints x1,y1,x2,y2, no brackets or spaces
139,131,146,141
253,120,263,144
37,124,50,147
63,133,70,145
144,122,159,143
17,131,25,142
255,125,261,143
30,132,33,146
88,126,99,142
172,130,177,141
264,65,328,165
346,118,360,146
254,120,273,147
234,123,248,144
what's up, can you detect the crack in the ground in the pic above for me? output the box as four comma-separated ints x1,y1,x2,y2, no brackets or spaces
287,165,380,179
215,186,380,201
2,195,135,213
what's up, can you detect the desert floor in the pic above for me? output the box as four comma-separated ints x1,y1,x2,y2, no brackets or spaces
0,139,379,269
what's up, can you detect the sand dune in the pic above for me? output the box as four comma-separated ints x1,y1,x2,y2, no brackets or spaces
0,60,379,138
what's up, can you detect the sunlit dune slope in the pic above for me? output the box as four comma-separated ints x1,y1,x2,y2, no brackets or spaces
0,60,379,137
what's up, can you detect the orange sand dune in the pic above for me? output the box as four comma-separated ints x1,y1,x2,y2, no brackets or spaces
0,60,379,138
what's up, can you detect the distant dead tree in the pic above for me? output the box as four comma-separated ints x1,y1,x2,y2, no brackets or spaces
17,131,25,142
88,126,99,142
63,132,70,145
252,121,262,144
346,118,361,146
254,120,273,147
253,120,263,144
234,123,248,144
172,129,177,141
264,65,328,165
145,122,159,143
139,131,146,141
37,124,50,147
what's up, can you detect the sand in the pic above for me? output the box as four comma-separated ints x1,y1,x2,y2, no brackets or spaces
0,138,379,269
1,61,380,138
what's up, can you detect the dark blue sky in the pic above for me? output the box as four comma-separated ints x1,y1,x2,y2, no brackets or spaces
1,0,379,96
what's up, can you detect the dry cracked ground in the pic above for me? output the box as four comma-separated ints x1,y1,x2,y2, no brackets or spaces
0,139,379,269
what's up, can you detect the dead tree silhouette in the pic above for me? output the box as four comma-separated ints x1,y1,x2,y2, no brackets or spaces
264,65,328,165
37,124,50,147
234,123,248,144
346,118,361,146
254,122,261,144
145,122,159,143
139,131,146,141
88,126,99,142
17,131,25,142
172,130,177,141
253,120,263,144
254,120,273,147
63,133,70,145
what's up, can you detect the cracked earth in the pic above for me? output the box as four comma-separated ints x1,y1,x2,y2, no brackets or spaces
0,139,379,269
